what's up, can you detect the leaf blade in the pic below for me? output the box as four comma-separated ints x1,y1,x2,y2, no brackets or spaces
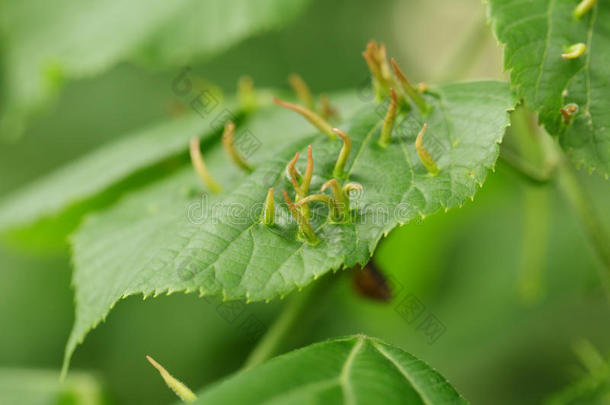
185,336,469,405
0,113,223,232
488,0,610,176
64,81,514,370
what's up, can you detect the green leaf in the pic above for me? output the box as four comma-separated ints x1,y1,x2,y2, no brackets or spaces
0,112,226,233
0,368,105,405
0,91,361,248
63,81,514,371
0,0,310,140
133,0,310,66
183,335,469,405
487,0,610,176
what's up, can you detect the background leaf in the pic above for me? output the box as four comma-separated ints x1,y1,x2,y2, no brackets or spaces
185,335,469,405
0,112,227,233
0,0,310,140
488,0,610,176
132,0,311,67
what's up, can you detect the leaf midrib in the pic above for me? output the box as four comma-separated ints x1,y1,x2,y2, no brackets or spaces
253,336,364,405
372,342,429,405
339,336,364,405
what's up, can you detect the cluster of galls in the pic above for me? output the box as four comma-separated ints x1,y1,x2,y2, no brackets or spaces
189,40,443,245
262,133,363,245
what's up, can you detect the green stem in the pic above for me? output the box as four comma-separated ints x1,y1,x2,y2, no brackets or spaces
499,150,553,185
243,281,321,369
506,108,610,288
518,186,549,304
500,105,559,184
555,156,610,273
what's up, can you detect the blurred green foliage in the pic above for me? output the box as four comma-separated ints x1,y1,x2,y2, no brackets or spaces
0,0,608,404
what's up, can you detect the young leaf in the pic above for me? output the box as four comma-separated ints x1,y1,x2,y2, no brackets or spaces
63,81,514,371
0,0,310,140
488,0,610,176
184,335,469,405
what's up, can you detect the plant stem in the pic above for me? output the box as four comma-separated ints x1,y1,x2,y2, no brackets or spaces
555,156,610,272
499,151,553,185
502,108,610,296
518,185,549,304
506,108,610,288
243,279,323,369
